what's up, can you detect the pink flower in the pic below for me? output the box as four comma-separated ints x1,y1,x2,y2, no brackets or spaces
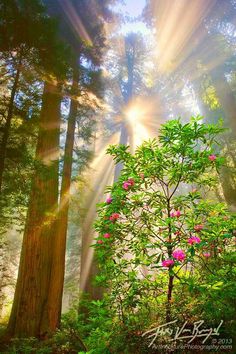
109,213,120,222
103,233,111,238
203,252,211,258
170,210,181,218
188,236,201,245
106,197,113,204
127,178,135,186
139,173,145,179
97,240,103,244
122,182,130,190
122,178,135,190
172,249,186,262
175,210,181,217
162,259,175,267
208,154,216,161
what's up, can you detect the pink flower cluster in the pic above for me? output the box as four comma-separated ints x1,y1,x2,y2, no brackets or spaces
109,213,120,222
97,233,112,244
106,197,113,204
203,252,211,258
170,210,181,218
162,249,186,267
208,154,217,161
162,259,174,267
122,178,135,190
172,249,186,261
188,236,201,245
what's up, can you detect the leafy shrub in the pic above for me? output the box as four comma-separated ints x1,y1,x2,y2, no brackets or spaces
87,118,236,352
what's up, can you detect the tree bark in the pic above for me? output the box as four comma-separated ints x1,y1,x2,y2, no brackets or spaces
79,164,112,298
192,75,211,120
79,36,137,303
210,67,236,207
0,58,21,193
6,80,61,338
114,35,135,181
46,70,79,330
114,121,129,181
211,67,236,137
166,274,174,322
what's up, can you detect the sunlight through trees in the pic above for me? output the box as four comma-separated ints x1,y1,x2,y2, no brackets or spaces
0,0,235,353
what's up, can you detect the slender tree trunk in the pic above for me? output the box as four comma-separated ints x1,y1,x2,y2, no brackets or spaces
113,35,135,181
0,59,21,193
79,36,137,302
79,162,112,299
6,80,61,338
166,198,174,322
166,274,174,322
46,70,79,329
114,121,129,181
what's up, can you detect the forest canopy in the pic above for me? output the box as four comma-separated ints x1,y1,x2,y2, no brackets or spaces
0,0,235,353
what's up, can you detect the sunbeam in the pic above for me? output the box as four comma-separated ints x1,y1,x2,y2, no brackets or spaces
1,0,236,346
58,0,93,46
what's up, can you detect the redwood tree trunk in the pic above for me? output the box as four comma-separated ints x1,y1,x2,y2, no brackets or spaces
0,59,21,193
210,67,236,207
6,80,61,338
211,67,236,136
79,36,136,301
46,70,79,329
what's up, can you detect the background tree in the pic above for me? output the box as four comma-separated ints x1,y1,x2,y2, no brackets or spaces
78,30,161,300
143,0,236,208
3,0,114,338
43,0,112,326
0,0,67,192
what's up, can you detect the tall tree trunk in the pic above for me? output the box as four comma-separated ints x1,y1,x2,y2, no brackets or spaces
79,160,113,298
210,67,236,208
46,70,79,329
114,121,129,181
0,58,21,193
6,80,61,338
219,165,236,209
114,35,135,181
79,35,136,302
211,66,236,137
192,75,211,120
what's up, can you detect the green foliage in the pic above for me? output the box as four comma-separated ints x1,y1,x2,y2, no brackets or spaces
0,312,87,353
80,118,236,352
202,84,221,110
0,0,69,77
3,118,234,354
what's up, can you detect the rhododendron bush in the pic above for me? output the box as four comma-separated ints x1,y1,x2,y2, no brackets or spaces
91,119,236,351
